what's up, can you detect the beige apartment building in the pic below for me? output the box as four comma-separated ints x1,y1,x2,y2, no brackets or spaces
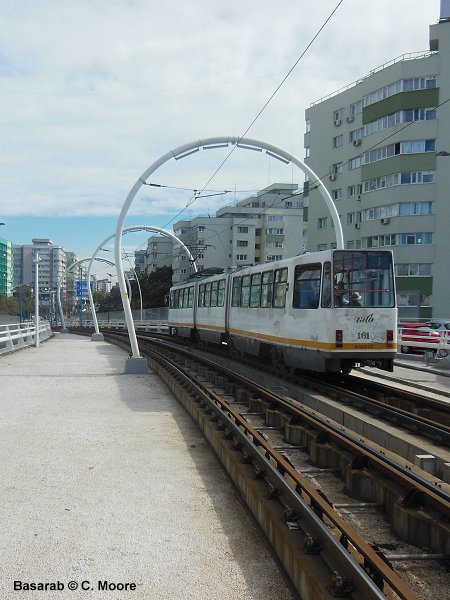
304,7,450,319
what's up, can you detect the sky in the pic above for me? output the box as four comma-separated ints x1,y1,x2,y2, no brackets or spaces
0,0,441,278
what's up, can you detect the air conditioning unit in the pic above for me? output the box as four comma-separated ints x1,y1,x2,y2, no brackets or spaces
353,139,362,146
329,173,337,181
381,218,390,225
346,115,354,123
334,119,342,126
354,223,361,229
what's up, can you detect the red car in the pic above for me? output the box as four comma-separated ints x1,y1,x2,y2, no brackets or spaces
398,323,441,354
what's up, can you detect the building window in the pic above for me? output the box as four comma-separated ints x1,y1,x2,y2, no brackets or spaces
363,234,396,248
333,109,343,123
332,189,342,201
267,255,283,261
398,233,432,245
305,119,311,133
333,135,343,148
347,212,355,225
350,100,363,116
362,171,434,193
399,202,433,216
236,254,247,261
332,162,343,174
395,263,431,276
266,228,284,235
350,140,436,170
318,244,327,251
198,225,205,231
267,215,284,221
363,76,436,107
237,240,248,247
318,217,328,229
237,226,248,233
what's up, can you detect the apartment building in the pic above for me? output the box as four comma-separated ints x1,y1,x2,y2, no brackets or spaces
134,236,173,275
305,6,450,319
0,236,13,296
13,239,70,319
171,183,305,283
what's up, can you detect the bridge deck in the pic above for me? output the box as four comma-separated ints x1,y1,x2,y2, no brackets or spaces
0,333,292,599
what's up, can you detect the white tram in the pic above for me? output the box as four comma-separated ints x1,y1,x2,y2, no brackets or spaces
168,250,397,374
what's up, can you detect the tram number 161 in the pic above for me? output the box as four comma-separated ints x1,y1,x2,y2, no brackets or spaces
357,331,370,340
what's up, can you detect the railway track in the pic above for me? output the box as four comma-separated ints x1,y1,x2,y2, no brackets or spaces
71,328,450,599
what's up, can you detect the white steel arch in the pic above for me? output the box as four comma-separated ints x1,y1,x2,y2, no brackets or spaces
88,226,197,342
115,136,344,368
57,257,116,331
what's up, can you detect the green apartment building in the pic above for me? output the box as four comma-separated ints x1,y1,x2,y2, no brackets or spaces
0,237,13,296
305,6,450,319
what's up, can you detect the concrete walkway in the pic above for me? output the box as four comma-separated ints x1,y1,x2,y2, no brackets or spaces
0,333,293,600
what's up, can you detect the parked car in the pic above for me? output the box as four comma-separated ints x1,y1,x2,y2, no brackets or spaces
398,323,441,354
424,320,450,331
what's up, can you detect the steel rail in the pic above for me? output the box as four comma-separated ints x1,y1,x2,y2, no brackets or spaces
77,328,444,599
140,338,419,600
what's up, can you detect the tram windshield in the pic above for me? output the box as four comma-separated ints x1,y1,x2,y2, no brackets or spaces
332,251,395,308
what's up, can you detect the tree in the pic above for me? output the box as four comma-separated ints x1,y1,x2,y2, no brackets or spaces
133,266,173,308
0,293,18,315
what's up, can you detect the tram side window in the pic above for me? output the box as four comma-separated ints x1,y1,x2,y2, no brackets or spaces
240,275,251,307
260,270,273,308
204,282,212,306
321,262,332,308
293,264,321,309
173,289,180,308
198,284,204,307
231,277,241,307
188,286,194,308
170,290,175,309
211,281,218,307
217,279,225,307
250,273,262,308
273,268,288,308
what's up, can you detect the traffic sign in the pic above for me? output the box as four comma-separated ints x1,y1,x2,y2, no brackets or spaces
76,280,94,297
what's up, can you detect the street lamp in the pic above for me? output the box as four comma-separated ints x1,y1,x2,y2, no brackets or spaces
101,247,143,321
122,252,143,322
33,252,41,347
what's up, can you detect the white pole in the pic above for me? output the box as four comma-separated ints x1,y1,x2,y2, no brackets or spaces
34,253,40,348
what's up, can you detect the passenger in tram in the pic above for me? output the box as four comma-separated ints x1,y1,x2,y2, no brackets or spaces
334,280,348,307
350,291,363,307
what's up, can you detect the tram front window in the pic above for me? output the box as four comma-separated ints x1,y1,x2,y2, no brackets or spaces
333,251,395,308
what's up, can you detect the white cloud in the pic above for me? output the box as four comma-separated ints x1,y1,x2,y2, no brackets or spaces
0,0,440,222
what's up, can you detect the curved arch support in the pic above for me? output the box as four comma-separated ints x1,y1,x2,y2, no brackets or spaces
115,136,343,367
88,226,196,351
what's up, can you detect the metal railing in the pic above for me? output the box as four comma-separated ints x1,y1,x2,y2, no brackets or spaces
65,318,169,334
0,320,53,354
397,327,449,360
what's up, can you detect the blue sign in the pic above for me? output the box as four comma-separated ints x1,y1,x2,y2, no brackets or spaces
76,280,94,297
